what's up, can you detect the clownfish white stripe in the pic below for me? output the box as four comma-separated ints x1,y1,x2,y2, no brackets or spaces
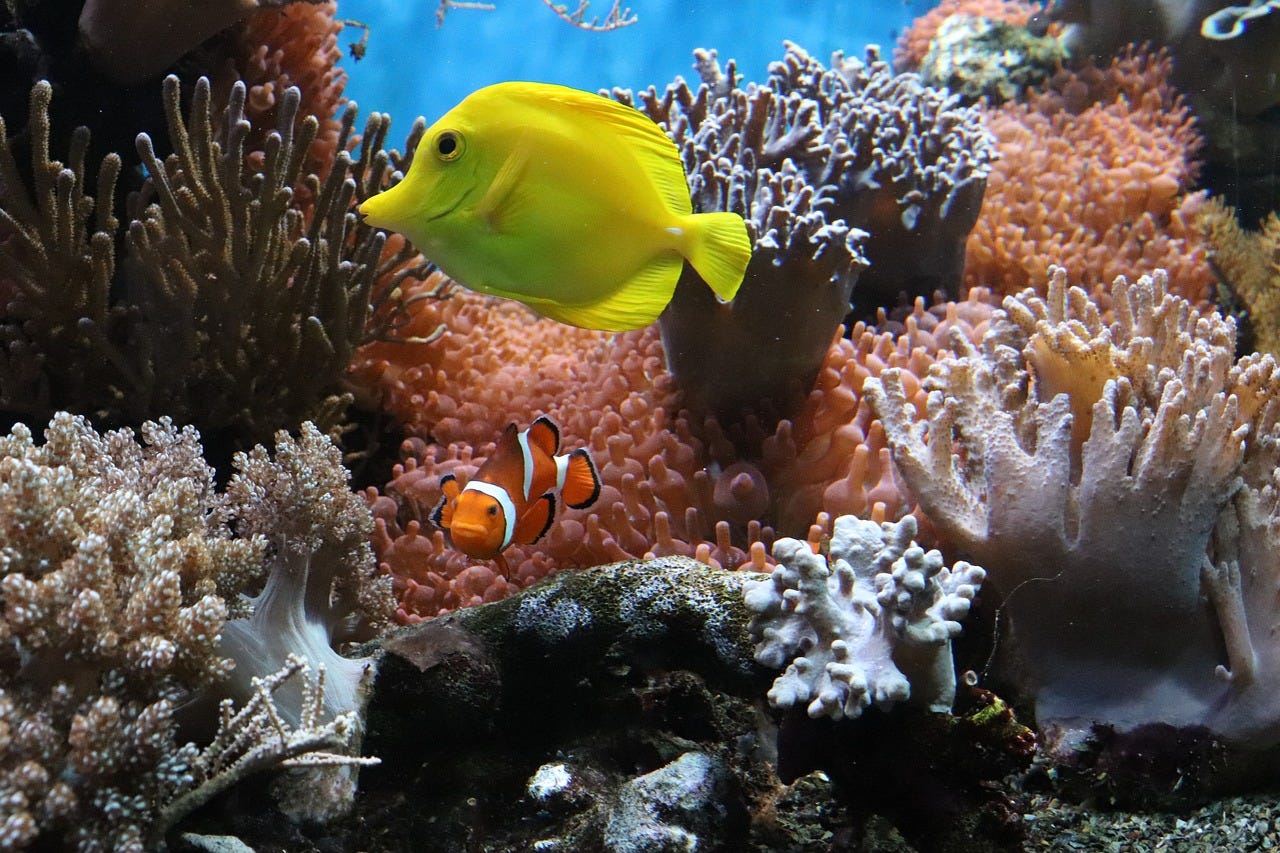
463,480,517,549
554,454,569,492
516,430,536,500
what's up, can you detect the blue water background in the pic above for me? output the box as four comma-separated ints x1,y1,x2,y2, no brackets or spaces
337,0,941,132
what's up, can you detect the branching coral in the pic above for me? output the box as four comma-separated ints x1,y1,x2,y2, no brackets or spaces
613,42,991,419
964,49,1213,305
0,412,387,850
865,266,1280,748
744,514,985,721
0,72,428,445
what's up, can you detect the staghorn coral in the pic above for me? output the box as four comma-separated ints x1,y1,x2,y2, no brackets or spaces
354,275,996,621
865,265,1280,749
0,412,385,850
964,48,1214,305
614,43,992,419
0,72,428,445
744,514,985,721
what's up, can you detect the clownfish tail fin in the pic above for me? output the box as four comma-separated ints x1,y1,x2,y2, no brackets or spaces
560,448,601,509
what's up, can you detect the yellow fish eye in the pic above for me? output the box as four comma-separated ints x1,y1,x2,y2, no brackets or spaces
434,130,464,162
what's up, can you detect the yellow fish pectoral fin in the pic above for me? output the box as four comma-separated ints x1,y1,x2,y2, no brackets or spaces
533,253,684,331
477,145,530,232
681,211,752,302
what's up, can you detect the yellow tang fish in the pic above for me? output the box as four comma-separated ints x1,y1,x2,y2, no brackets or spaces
357,81,752,331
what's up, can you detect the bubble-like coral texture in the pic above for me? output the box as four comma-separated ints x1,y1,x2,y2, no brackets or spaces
355,277,996,621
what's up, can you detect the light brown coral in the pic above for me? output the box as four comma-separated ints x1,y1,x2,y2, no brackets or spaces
1198,197,1280,355
354,277,997,621
964,49,1214,306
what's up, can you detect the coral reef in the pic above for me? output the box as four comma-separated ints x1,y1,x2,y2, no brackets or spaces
0,72,427,445
356,276,996,621
745,514,985,721
964,49,1213,304
615,42,992,418
0,413,384,850
865,266,1280,749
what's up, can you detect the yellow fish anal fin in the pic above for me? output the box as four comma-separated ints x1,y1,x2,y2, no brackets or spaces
681,211,752,302
477,144,529,232
537,252,684,331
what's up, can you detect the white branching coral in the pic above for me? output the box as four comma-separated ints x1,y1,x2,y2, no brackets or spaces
865,267,1280,747
0,413,390,850
744,514,984,721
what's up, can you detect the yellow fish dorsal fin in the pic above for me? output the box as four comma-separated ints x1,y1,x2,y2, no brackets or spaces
477,144,529,232
499,82,693,219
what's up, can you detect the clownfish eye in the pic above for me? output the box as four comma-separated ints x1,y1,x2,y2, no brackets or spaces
435,130,463,161
487,505,498,516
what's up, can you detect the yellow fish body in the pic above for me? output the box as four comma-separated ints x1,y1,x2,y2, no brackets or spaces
357,81,751,331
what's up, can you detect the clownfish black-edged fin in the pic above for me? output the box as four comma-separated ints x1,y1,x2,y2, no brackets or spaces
561,448,601,509
527,416,560,456
432,474,460,529
513,493,556,545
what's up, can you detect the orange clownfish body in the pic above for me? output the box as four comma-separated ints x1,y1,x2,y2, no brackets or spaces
432,416,601,573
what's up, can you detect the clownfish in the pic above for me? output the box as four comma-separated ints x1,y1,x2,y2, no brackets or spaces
432,416,601,574
357,81,751,331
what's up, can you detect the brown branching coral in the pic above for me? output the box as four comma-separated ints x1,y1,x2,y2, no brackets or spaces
0,413,385,850
0,73,429,445
616,43,992,420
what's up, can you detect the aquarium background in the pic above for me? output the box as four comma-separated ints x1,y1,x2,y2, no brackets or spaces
339,0,938,126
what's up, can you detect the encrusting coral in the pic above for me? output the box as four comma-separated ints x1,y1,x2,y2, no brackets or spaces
0,413,388,850
865,266,1280,749
0,72,428,445
744,514,985,721
615,43,993,419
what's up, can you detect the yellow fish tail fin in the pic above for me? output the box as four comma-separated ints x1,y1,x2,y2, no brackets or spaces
683,212,751,302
